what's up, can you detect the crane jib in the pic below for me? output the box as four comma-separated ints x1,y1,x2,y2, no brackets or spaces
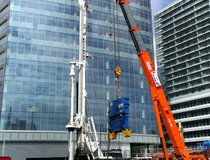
116,1,206,160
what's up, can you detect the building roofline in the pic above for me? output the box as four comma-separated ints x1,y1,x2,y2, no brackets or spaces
155,0,183,15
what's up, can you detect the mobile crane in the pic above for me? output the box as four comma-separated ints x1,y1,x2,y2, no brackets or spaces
114,0,205,160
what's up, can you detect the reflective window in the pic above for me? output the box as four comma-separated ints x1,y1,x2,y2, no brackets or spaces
0,0,155,134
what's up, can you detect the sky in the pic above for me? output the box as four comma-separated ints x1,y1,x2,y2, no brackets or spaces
150,0,176,14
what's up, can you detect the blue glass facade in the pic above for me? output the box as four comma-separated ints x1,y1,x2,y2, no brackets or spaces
0,0,157,134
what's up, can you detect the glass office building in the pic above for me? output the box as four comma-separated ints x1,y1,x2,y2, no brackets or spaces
0,0,159,159
155,0,210,149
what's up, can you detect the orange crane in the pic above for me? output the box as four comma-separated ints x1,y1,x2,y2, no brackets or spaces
115,0,205,160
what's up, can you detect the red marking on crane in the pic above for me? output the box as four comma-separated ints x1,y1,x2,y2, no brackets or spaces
129,27,140,32
117,0,129,5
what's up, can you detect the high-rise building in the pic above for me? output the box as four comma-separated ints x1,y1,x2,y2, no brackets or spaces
0,0,159,159
155,0,210,149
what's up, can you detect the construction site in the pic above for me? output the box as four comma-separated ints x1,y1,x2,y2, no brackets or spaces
64,0,210,159
0,0,210,160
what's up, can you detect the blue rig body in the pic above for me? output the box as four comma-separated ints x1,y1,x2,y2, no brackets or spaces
108,97,131,140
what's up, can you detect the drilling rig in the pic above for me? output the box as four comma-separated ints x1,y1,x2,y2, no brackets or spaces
65,0,112,159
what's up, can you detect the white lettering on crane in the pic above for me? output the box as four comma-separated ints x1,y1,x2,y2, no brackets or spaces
146,62,152,70
168,119,173,127
151,71,162,87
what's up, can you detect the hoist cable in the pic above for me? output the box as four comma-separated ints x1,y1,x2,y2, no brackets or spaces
112,0,122,152
113,1,121,67
86,66,103,126
113,1,121,98
116,2,120,67
113,2,117,67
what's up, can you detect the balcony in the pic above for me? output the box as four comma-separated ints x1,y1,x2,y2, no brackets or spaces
185,136,210,143
162,14,209,42
0,21,8,39
164,45,209,69
173,103,210,114
162,34,209,60
159,0,203,23
184,125,210,132
0,36,7,46
176,114,210,123
163,26,209,48
0,0,10,11
160,0,206,30
0,4,9,24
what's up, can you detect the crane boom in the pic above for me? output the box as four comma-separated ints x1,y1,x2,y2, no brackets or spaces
116,1,205,159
